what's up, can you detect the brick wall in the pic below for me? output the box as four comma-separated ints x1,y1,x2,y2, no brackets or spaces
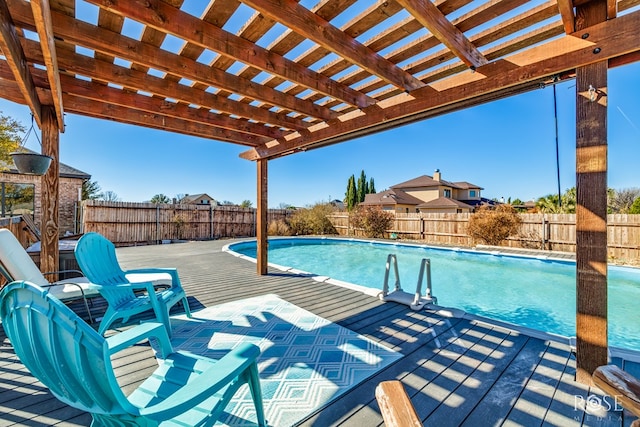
0,172,83,236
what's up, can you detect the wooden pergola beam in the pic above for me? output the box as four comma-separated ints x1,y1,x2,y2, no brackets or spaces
85,0,375,110
57,73,283,141
241,0,425,92
21,39,309,132
557,0,576,33
0,0,42,126
607,0,618,19
7,0,338,122
256,159,268,275
240,9,640,160
62,93,266,145
30,0,64,130
396,0,488,69
574,0,609,385
0,59,271,145
39,105,59,278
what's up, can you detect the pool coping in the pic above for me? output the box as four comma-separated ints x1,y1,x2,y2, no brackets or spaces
222,236,640,362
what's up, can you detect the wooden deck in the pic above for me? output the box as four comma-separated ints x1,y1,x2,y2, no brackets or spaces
1,238,638,426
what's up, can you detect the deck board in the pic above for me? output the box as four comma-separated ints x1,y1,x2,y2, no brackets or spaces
0,238,637,426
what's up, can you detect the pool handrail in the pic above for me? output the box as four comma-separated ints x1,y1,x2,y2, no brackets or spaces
379,254,437,310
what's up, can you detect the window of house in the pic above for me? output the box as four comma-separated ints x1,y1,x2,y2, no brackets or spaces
0,183,35,217
444,189,451,198
470,190,477,197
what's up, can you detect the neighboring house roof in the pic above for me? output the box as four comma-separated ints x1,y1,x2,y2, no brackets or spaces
417,197,474,209
3,148,91,179
391,175,453,189
362,189,424,206
181,193,215,204
461,197,500,207
451,181,483,190
391,175,483,191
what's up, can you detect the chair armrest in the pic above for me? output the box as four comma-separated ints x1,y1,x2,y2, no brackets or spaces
593,365,640,418
125,268,180,289
106,322,173,357
140,342,261,419
125,267,177,275
375,381,423,427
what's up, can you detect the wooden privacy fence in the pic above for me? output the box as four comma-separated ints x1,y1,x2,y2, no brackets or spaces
329,212,640,264
80,200,292,245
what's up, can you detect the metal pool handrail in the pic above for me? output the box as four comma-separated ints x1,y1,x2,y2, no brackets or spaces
379,254,437,310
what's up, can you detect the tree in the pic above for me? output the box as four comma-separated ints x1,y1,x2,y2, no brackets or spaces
101,190,120,202
609,188,640,213
467,205,523,246
82,179,102,200
356,170,368,203
240,200,253,208
630,196,640,214
368,177,376,194
536,187,576,213
535,194,562,213
0,113,25,170
150,193,171,204
345,175,357,211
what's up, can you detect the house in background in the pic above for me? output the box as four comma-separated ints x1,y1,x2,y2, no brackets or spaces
1,148,90,236
180,193,217,206
362,169,497,213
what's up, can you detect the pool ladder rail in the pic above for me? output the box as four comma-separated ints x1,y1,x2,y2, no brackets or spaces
379,254,438,311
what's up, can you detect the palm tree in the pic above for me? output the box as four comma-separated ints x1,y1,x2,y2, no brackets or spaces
536,194,562,213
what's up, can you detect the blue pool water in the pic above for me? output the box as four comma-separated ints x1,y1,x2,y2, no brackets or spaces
228,237,640,351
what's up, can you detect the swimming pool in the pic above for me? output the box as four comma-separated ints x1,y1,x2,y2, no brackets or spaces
226,237,640,352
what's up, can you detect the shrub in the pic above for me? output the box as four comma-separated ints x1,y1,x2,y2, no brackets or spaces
288,203,337,235
467,204,522,246
350,206,394,238
268,219,291,236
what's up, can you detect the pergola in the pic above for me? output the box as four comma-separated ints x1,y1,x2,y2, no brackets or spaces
0,0,638,384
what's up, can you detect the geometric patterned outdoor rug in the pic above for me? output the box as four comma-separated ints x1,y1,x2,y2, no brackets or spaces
169,294,403,426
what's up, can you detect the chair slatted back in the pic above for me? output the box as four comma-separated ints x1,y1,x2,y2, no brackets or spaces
75,233,135,305
0,281,129,415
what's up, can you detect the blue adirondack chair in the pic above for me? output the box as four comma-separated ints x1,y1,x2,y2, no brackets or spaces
74,232,191,336
0,281,266,426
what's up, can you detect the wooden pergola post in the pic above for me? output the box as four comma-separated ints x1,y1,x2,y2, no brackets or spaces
256,158,268,275
575,0,609,384
40,106,59,278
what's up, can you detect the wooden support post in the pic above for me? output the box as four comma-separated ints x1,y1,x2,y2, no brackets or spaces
256,159,268,275
575,0,608,385
40,106,59,278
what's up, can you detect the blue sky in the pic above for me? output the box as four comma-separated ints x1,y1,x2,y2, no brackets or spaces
1,61,639,208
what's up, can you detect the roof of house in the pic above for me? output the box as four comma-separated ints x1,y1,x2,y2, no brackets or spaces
391,175,482,191
4,148,91,179
461,198,501,207
361,189,424,206
181,193,215,203
452,181,483,190
417,197,475,210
